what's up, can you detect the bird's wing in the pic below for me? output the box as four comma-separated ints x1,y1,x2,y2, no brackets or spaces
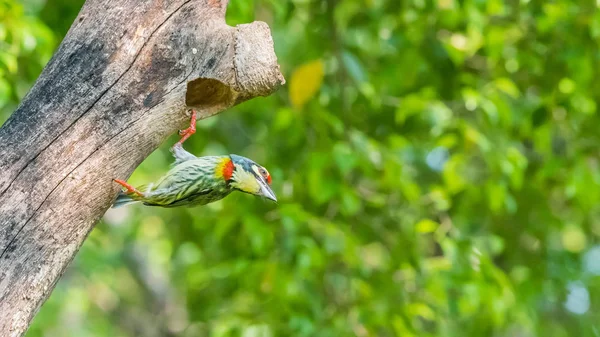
144,157,221,206
170,143,197,166
159,189,212,207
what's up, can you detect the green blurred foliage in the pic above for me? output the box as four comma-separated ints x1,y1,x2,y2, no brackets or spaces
0,0,55,120
2,0,600,336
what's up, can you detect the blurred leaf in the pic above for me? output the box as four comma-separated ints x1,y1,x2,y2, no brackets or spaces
341,50,367,83
561,225,587,253
0,78,11,108
289,59,324,108
415,219,439,233
242,324,273,337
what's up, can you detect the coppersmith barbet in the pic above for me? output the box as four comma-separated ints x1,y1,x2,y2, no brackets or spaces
113,110,276,208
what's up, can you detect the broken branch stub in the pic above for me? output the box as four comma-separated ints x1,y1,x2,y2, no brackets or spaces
187,21,285,111
187,21,285,109
0,0,284,336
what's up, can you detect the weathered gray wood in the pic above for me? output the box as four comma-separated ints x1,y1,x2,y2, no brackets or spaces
0,0,284,335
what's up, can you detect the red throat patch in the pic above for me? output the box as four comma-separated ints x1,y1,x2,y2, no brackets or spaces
222,159,234,181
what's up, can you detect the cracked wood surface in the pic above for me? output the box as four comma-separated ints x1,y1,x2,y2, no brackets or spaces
0,0,284,335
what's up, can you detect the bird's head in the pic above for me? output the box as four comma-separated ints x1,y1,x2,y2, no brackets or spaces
226,154,277,202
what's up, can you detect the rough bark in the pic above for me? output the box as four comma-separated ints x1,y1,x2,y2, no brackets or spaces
0,0,284,335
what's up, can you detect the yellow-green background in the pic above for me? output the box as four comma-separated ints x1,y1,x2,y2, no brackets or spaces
2,0,600,336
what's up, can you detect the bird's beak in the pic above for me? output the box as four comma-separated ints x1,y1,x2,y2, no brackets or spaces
257,177,277,202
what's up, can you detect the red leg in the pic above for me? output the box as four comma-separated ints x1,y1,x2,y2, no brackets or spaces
113,179,144,197
176,109,197,146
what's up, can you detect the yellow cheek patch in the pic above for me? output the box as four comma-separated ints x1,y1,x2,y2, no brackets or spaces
232,169,260,194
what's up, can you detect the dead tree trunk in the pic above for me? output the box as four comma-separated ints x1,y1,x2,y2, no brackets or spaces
0,0,284,335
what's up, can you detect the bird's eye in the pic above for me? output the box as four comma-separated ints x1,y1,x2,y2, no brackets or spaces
259,167,272,184
253,165,272,184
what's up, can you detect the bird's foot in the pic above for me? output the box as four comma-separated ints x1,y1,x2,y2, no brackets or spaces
176,109,197,146
113,179,144,197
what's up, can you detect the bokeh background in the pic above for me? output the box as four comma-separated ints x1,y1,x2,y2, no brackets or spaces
3,0,600,336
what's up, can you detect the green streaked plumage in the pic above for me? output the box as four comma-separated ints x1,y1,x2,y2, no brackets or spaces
113,144,276,208
139,156,231,207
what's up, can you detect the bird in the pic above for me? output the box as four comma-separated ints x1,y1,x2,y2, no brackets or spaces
112,110,276,208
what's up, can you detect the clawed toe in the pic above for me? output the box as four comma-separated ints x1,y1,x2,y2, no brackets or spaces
179,127,192,136
174,110,197,146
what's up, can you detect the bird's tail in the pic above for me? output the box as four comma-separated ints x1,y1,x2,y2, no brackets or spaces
112,192,141,208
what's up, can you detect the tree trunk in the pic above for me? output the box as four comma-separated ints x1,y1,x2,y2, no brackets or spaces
0,0,284,335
